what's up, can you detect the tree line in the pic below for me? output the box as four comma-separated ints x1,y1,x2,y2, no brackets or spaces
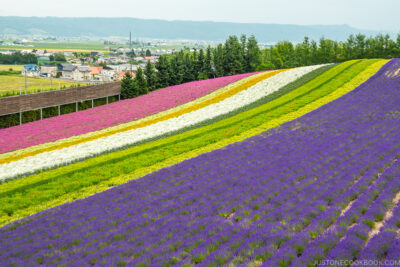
0,52,37,65
260,33,400,69
121,35,261,98
120,33,400,99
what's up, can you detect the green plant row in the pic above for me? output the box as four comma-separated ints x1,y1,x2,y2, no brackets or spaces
0,59,374,220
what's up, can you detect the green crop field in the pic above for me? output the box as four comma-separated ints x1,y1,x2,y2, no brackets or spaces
0,65,24,71
0,75,85,96
0,41,187,52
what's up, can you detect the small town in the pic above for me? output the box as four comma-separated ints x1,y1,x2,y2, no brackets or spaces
2,47,165,82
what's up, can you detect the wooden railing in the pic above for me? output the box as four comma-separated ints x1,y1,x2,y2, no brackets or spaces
0,82,121,116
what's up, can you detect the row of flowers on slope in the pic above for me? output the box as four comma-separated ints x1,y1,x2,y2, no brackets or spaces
0,72,257,154
0,59,398,266
0,72,270,164
0,66,322,180
0,60,381,226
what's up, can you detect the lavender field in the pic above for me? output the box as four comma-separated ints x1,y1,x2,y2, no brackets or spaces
0,59,399,266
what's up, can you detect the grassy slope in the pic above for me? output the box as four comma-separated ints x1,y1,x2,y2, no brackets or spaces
0,59,385,226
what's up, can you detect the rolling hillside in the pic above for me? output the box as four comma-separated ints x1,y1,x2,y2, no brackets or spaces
0,59,399,266
0,16,383,42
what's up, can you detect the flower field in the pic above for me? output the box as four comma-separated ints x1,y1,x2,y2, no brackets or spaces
0,72,257,154
1,58,399,266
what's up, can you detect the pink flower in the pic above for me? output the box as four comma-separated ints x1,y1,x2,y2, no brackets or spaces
0,73,256,153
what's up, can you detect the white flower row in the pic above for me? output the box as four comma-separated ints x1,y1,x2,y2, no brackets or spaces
0,65,327,180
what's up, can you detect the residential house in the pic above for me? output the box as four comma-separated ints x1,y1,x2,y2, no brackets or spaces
58,63,76,79
63,51,74,57
89,66,103,80
109,64,138,72
73,66,91,81
22,64,40,77
99,66,117,81
40,64,57,77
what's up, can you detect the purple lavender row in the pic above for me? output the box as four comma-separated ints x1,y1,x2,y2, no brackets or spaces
355,171,400,266
260,133,400,267
257,61,400,266
199,122,400,266
0,59,400,266
288,154,400,267
319,161,400,266
384,235,400,266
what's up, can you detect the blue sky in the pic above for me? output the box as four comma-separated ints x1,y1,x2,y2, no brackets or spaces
2,0,399,32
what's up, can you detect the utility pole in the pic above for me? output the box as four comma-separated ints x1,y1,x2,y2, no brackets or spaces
24,69,27,94
130,31,133,74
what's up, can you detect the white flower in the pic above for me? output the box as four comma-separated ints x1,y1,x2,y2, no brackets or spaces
0,65,328,180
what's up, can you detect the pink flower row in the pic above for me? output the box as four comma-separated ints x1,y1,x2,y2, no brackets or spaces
0,73,255,154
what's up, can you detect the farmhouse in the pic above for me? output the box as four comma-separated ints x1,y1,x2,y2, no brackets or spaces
40,64,57,77
21,64,40,77
58,63,76,79
73,66,91,81
89,66,103,80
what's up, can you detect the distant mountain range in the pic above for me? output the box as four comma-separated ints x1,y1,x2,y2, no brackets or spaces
0,16,390,43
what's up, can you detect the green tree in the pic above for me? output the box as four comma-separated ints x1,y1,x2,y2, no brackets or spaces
144,60,157,91
135,67,148,95
355,34,366,59
121,72,135,99
240,34,248,69
213,44,224,77
169,55,184,85
396,34,400,57
183,53,195,82
145,49,152,57
54,53,66,62
246,35,261,72
204,46,214,78
155,55,170,88
197,49,206,79
223,35,244,75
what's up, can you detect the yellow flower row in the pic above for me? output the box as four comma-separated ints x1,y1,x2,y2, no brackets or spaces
0,61,386,227
0,70,281,164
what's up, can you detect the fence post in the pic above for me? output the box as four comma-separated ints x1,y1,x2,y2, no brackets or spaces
106,96,109,105
19,112,22,125
92,99,94,108
76,102,78,112
40,108,43,120
24,70,27,94
58,105,60,116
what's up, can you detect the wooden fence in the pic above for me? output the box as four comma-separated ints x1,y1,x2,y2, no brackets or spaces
0,82,121,116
